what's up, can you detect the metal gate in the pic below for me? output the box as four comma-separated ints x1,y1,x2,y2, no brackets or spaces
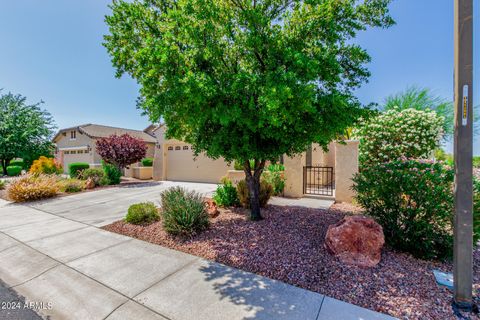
303,166,334,196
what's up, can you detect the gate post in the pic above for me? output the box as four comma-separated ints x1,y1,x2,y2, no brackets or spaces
334,140,359,203
283,152,306,198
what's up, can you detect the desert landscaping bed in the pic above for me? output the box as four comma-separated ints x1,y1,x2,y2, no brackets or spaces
103,203,480,320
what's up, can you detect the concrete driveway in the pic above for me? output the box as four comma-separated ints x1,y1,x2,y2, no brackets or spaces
26,181,218,227
0,181,393,320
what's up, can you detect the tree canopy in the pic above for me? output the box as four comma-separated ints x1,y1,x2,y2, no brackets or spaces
104,0,394,219
0,91,55,175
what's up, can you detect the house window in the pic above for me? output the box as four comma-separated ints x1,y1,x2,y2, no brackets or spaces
64,151,70,155
168,146,173,151
183,146,189,150
77,150,83,154
70,131,76,140
71,150,76,154
175,146,181,150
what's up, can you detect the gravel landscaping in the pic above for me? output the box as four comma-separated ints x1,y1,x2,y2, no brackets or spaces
103,203,480,320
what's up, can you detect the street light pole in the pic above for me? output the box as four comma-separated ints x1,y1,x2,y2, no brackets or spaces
453,0,474,309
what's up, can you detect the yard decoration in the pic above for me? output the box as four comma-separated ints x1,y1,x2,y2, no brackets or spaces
325,215,385,268
104,0,394,220
96,134,147,170
0,91,55,176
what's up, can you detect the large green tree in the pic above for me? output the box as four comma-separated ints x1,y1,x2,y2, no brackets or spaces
104,0,394,220
0,92,55,175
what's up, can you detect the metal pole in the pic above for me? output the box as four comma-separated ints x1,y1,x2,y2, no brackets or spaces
453,0,474,309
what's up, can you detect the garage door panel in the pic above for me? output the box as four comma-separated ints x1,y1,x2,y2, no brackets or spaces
63,152,92,173
166,146,230,183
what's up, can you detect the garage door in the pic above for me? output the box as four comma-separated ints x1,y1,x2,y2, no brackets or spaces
62,150,92,173
166,145,231,183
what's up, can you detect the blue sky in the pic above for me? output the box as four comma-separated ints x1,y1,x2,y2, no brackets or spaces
0,0,479,153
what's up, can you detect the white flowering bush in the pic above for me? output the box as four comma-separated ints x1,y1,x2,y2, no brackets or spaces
353,108,444,166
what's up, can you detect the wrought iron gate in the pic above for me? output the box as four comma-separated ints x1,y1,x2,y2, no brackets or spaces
303,166,334,196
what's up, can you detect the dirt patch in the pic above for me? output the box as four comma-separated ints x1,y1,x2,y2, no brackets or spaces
102,204,480,320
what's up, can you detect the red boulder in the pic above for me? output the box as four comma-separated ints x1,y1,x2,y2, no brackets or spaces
204,198,219,218
325,215,384,268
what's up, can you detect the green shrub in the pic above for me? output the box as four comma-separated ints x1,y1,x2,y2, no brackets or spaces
141,158,154,167
69,162,90,178
233,160,255,171
7,174,59,202
102,162,122,185
125,202,159,224
0,180,6,190
7,166,22,177
58,178,85,193
10,160,25,169
474,156,480,168
213,179,239,207
353,108,444,166
263,164,285,195
236,179,273,209
79,168,105,186
99,175,111,186
161,187,209,235
353,158,480,260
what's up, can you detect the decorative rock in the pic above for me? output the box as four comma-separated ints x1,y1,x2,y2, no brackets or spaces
85,178,95,190
325,215,384,268
204,198,219,218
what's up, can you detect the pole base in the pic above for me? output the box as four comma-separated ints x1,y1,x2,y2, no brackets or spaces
452,299,479,316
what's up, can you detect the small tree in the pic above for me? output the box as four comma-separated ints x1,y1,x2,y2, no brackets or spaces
104,0,394,220
95,134,147,169
0,91,55,175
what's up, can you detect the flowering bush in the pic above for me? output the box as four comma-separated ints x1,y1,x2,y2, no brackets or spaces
353,158,480,259
96,134,147,169
262,164,285,195
353,108,444,166
7,174,59,202
29,156,63,175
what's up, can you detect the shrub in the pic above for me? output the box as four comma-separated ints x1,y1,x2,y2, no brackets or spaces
10,160,25,169
263,164,285,195
353,108,444,166
233,159,255,171
6,166,22,177
96,134,147,169
79,168,105,186
58,178,85,193
7,174,59,202
29,156,63,175
103,162,122,185
213,179,239,207
237,179,273,209
125,202,159,224
352,158,480,260
68,162,89,178
161,187,209,235
0,180,6,190
141,158,153,167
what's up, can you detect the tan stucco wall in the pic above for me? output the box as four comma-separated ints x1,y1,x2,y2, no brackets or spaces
311,142,335,167
334,140,359,203
54,131,94,172
283,153,306,198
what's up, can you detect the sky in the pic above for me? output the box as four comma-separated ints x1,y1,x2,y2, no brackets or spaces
0,0,479,153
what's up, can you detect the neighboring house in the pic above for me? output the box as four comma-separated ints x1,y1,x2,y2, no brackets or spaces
53,124,156,172
151,124,233,183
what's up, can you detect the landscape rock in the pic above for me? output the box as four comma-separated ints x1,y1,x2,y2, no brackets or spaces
325,215,384,268
85,178,95,190
204,198,219,218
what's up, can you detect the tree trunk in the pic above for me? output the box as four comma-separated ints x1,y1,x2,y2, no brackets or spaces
244,159,266,221
1,159,10,176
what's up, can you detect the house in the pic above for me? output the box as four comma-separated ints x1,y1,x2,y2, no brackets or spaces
151,124,233,183
53,124,156,172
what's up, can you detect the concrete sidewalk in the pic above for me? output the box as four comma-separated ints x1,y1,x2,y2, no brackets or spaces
0,189,394,320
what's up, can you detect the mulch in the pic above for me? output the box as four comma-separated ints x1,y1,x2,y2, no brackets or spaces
102,203,479,319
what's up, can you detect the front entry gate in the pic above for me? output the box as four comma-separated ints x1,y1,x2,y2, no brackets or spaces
303,166,334,196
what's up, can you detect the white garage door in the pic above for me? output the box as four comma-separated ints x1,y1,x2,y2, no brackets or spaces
62,150,92,173
166,145,231,183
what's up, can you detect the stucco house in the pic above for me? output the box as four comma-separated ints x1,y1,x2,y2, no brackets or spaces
53,124,156,172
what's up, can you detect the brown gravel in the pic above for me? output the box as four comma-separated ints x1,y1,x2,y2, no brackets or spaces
102,203,480,320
